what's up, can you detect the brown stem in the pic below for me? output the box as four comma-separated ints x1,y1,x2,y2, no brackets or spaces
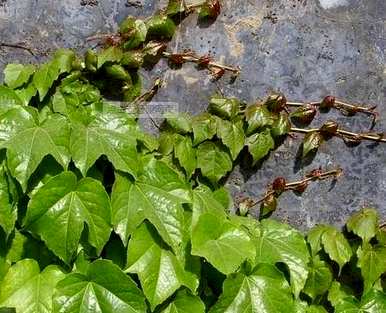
287,98,378,127
162,51,240,75
250,168,342,208
0,42,35,56
122,78,163,108
290,127,386,143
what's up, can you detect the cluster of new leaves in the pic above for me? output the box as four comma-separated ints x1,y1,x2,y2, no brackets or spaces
0,1,385,312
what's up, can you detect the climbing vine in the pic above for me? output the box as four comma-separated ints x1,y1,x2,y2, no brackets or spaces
0,1,385,312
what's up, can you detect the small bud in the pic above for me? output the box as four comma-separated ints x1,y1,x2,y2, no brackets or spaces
294,181,308,193
272,177,286,194
169,54,185,65
343,135,362,147
197,55,212,67
320,120,339,136
290,104,317,125
260,194,277,218
320,96,336,110
265,93,287,113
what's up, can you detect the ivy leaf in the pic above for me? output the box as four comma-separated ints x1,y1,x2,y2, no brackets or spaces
4,64,35,89
97,46,123,69
112,158,190,251
346,208,379,243
328,282,386,313
120,18,147,50
166,0,185,16
192,212,255,274
192,113,217,145
255,219,310,297
209,264,296,313
24,171,111,264
53,259,146,313
303,255,333,299
357,243,386,293
246,129,274,165
0,163,17,237
191,186,227,229
0,108,70,190
32,50,74,101
161,289,205,313
328,281,360,312
0,86,23,114
14,82,37,106
216,119,245,160
164,111,192,134
245,104,274,135
208,95,240,120
69,103,140,177
307,225,352,271
306,306,328,313
174,135,197,177
197,141,232,184
126,222,198,310
302,132,323,158
146,15,176,39
361,289,386,312
271,113,291,138
0,259,65,313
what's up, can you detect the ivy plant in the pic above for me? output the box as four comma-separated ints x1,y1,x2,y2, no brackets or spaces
0,1,385,312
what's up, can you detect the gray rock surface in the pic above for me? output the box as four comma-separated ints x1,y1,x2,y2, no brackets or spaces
0,0,385,230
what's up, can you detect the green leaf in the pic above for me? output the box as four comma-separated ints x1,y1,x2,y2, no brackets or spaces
361,289,386,312
0,163,17,237
302,132,323,158
97,46,123,69
52,49,76,74
346,208,379,243
4,64,35,89
166,0,185,16
0,108,70,190
161,289,205,313
303,255,333,299
246,129,274,165
307,225,352,271
328,282,386,313
126,222,197,310
357,243,386,293
306,306,328,313
120,18,147,50
112,158,190,251
0,86,23,114
191,113,217,145
245,104,274,135
216,119,245,160
53,259,146,313
192,212,255,274
209,264,296,313
24,171,111,264
69,103,140,177
255,219,310,297
271,113,291,137
146,14,176,39
191,186,227,229
14,82,37,106
174,135,197,177
164,111,192,134
208,95,240,120
0,259,65,313
197,141,232,184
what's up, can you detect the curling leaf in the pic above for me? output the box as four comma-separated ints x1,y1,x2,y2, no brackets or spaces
346,208,379,243
246,129,274,165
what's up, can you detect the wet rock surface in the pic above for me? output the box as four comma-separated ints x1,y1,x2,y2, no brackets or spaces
0,0,385,230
